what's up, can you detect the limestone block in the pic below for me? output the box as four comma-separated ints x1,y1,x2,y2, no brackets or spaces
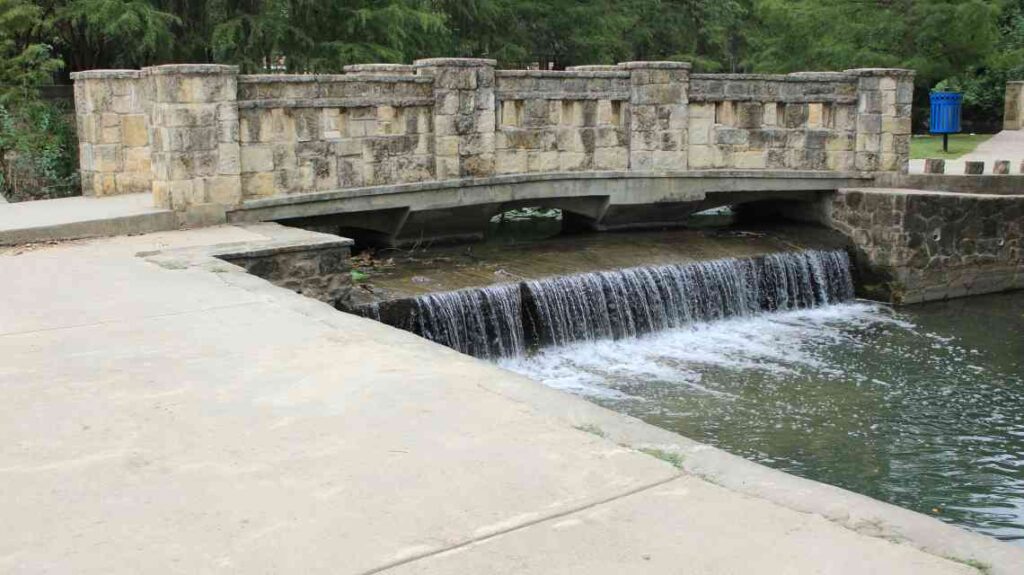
783,104,808,129
241,145,274,173
152,180,169,206
630,150,654,170
217,144,241,175
527,150,560,172
994,160,1010,175
689,145,714,169
205,175,242,205
736,102,763,129
734,150,767,169
124,147,152,173
597,100,615,125
689,103,714,120
595,126,625,148
93,173,117,196
242,172,276,198
689,118,712,145
460,154,494,177
807,103,823,128
332,139,363,158
78,144,95,171
762,103,778,127
273,143,298,170
859,91,883,114
496,150,528,174
715,127,748,146
652,150,686,170
827,151,856,171
924,158,945,174
559,152,588,171
965,161,985,175
879,152,901,172
556,129,584,153
93,145,122,172
593,147,628,170
121,115,148,147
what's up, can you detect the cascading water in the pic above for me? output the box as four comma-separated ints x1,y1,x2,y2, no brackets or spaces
357,249,855,359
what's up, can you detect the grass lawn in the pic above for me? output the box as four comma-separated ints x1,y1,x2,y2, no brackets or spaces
910,133,993,160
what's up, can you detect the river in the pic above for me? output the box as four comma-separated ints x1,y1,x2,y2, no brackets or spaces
501,291,1024,544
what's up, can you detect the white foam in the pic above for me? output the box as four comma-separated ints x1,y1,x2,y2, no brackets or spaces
498,301,906,399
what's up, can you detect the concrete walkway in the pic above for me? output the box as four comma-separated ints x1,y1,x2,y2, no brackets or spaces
910,130,1024,174
0,192,177,245
2,225,1023,574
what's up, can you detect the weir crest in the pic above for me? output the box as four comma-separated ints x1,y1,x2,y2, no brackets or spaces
358,249,855,359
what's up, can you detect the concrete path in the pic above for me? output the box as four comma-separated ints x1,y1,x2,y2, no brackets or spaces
910,130,1024,174
2,225,1022,574
0,192,176,244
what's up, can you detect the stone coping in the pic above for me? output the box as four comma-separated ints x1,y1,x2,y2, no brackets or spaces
234,170,874,211
342,64,416,74
844,67,916,77
69,69,142,80
691,72,857,83
238,74,432,84
143,64,240,76
495,91,630,101
496,69,630,79
237,97,434,109
413,57,498,68
618,61,692,70
565,65,622,72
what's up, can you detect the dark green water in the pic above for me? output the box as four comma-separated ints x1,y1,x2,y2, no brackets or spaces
503,292,1024,543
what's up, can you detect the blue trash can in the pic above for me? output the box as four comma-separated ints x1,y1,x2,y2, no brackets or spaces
929,92,962,151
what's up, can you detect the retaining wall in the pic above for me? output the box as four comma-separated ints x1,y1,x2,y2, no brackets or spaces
71,61,914,220
829,188,1024,303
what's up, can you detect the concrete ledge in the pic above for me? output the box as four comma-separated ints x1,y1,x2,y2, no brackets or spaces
0,194,179,246
235,170,874,211
880,173,1024,195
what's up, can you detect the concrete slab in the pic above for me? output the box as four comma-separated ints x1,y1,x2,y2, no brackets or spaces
0,193,177,245
1,225,1022,574
384,476,976,575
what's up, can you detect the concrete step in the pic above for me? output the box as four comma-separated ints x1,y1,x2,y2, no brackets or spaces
0,193,178,245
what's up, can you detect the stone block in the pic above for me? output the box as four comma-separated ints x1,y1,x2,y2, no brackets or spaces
496,150,528,174
827,151,856,171
736,102,763,129
218,144,241,175
734,150,766,169
689,103,714,120
714,127,748,146
206,175,242,205
993,160,1010,175
652,150,686,171
241,145,274,173
93,144,122,172
527,150,560,172
121,115,148,147
924,158,945,174
559,152,588,171
688,145,714,169
593,147,628,170
783,104,808,129
965,161,985,175
460,154,494,177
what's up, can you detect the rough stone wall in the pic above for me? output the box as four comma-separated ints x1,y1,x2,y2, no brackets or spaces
494,70,629,173
72,61,916,216
687,73,859,171
829,188,1024,303
71,70,152,197
236,69,435,198
1006,82,1024,131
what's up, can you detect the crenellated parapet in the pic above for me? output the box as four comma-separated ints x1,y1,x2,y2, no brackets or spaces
72,60,915,219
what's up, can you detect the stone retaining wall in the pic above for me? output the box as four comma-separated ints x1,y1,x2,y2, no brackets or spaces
71,61,914,220
829,188,1024,303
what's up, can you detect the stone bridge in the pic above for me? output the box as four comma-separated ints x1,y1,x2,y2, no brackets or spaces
72,60,913,244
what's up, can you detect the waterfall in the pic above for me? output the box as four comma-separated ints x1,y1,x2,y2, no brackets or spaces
356,249,855,359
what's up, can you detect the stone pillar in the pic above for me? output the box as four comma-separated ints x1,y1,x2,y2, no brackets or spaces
414,58,497,180
1005,81,1024,130
620,61,690,171
145,64,241,219
70,70,152,197
847,68,914,174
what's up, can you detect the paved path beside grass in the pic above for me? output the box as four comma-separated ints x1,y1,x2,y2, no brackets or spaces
911,130,1024,174
2,224,1023,574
